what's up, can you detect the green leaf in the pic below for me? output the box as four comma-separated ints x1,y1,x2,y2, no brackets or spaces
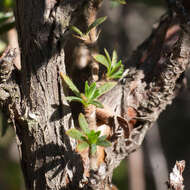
66,96,83,103
85,81,90,97
90,144,97,156
95,131,101,137
104,48,112,67
91,89,100,100
87,130,98,144
90,100,104,108
110,60,122,75
109,65,124,79
66,129,84,141
0,21,15,35
112,49,118,66
87,82,97,100
70,25,83,37
98,82,116,97
97,135,107,141
78,113,90,135
97,139,112,147
93,54,109,69
60,73,80,97
77,141,89,151
87,16,107,34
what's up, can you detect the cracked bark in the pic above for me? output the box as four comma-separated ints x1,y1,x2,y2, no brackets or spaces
0,0,190,189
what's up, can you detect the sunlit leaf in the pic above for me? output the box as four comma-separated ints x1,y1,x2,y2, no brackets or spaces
98,82,116,97
60,73,80,97
70,25,83,37
97,135,107,141
87,16,107,34
90,100,103,108
85,81,90,97
112,49,118,65
93,54,109,69
109,65,124,79
110,60,122,75
78,113,90,135
66,129,84,141
77,141,89,151
87,82,96,100
97,139,112,147
104,48,112,67
66,96,83,103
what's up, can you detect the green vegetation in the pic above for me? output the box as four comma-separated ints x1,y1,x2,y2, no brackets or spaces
67,113,111,155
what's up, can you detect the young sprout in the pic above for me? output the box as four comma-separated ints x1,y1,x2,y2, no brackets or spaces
60,73,116,108
93,49,124,80
67,113,111,155
70,16,107,42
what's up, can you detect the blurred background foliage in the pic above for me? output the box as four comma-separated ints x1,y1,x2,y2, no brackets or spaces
1,0,190,190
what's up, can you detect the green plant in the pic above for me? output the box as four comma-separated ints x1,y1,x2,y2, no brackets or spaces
70,16,107,41
93,48,124,80
67,113,111,155
60,73,116,108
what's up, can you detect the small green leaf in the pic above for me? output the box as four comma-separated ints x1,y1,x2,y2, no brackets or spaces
95,131,101,137
70,25,84,37
90,144,97,156
87,16,107,34
97,139,112,147
93,54,109,69
66,129,84,141
87,82,97,100
98,82,116,97
104,48,112,67
112,49,118,65
78,113,90,135
91,89,100,100
87,130,98,144
77,141,89,151
66,96,83,103
98,135,107,141
90,100,104,108
85,81,90,97
60,73,80,97
109,65,124,79
110,60,122,75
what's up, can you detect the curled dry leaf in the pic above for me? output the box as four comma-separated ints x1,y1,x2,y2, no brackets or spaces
167,160,185,190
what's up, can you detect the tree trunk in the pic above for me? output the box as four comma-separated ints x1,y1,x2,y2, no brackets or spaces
14,0,87,189
0,0,190,189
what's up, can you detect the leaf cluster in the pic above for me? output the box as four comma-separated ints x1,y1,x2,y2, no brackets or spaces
60,73,116,108
93,49,124,80
70,16,107,42
67,113,111,155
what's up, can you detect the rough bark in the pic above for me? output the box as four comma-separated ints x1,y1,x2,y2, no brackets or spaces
0,0,190,190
